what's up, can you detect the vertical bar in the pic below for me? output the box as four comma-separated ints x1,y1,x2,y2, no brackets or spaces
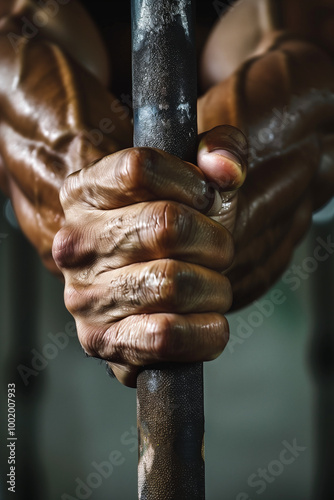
131,0,197,161
131,1,205,499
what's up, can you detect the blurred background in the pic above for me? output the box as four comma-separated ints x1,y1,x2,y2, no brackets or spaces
0,191,333,500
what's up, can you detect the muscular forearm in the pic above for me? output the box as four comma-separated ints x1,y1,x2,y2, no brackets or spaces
199,35,334,210
199,34,334,307
0,0,110,85
200,0,334,89
0,34,132,273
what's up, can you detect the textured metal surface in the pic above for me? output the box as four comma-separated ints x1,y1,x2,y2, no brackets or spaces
137,363,205,500
131,1,205,498
131,0,197,161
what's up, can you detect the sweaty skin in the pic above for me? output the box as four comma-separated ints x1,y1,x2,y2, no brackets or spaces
0,0,333,386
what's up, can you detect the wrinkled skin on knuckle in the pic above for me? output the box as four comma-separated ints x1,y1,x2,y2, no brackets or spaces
52,224,96,270
76,321,109,359
63,285,80,315
146,314,177,361
153,260,229,313
146,259,187,311
52,225,76,270
100,261,189,317
141,201,194,254
122,147,161,196
107,272,144,313
110,263,169,313
95,208,135,259
63,283,99,317
103,316,154,366
144,313,225,363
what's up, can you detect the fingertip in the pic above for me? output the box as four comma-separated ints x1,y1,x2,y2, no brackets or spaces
198,148,246,191
197,125,248,191
109,362,139,388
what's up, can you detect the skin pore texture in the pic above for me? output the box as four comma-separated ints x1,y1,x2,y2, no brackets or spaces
0,0,333,386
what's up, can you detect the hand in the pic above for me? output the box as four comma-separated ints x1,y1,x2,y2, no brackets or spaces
52,126,247,387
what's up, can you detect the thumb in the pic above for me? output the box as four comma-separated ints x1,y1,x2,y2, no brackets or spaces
197,125,248,232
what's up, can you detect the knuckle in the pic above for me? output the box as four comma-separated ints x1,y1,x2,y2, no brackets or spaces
63,285,80,314
143,260,186,311
52,225,77,269
153,202,193,248
122,147,160,192
77,323,107,358
147,314,175,360
154,260,183,308
114,274,141,309
63,284,90,315
52,224,96,270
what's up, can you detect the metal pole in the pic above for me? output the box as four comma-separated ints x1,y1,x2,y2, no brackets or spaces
131,1,205,499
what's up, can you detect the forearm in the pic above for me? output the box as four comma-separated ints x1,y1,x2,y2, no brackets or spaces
0,0,110,85
200,0,334,90
199,35,334,212
198,34,334,308
0,34,132,273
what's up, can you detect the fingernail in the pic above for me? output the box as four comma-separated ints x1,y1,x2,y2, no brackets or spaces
207,149,242,167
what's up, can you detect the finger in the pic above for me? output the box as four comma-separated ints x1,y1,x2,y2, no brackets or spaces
107,361,140,388
197,125,248,192
63,259,233,320
52,200,234,271
77,312,230,384
197,125,248,231
60,147,218,214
